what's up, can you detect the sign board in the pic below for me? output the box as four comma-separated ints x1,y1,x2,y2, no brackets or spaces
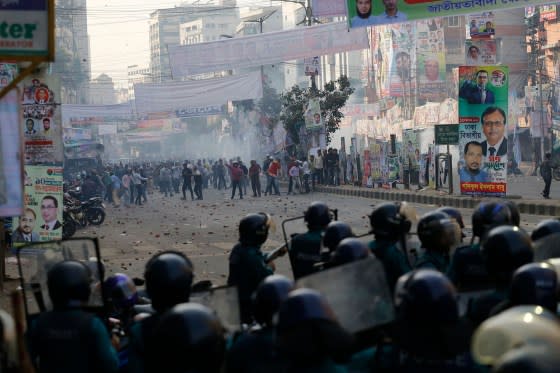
0,0,55,61
435,124,459,145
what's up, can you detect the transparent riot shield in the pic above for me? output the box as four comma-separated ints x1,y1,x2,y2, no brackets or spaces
190,285,240,332
534,232,560,261
16,238,105,318
296,257,394,333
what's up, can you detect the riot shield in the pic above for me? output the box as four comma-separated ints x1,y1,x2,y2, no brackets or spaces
534,232,560,261
296,257,394,333
16,238,105,318
190,285,240,332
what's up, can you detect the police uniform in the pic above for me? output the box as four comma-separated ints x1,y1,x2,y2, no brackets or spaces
228,243,274,323
29,309,119,373
368,240,412,292
415,250,450,273
289,230,323,279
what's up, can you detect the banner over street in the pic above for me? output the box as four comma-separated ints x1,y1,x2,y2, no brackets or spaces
133,71,262,116
169,21,369,77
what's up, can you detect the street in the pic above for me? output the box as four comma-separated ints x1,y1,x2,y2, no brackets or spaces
66,186,556,285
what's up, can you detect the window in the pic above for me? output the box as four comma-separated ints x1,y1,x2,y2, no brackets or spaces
448,16,459,27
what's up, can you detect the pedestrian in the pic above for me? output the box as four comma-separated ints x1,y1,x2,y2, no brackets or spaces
541,152,553,199
121,170,131,207
227,161,244,200
132,168,147,205
181,162,194,201
193,166,203,200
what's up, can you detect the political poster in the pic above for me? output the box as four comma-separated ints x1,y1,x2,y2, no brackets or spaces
465,39,496,66
22,75,63,165
389,23,416,97
417,18,446,101
346,0,554,29
467,12,496,39
458,66,508,197
304,98,323,130
13,165,63,244
304,56,321,76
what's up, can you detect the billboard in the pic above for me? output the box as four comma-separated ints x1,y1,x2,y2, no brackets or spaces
304,98,323,130
458,66,508,197
465,39,496,66
417,18,446,101
467,12,496,39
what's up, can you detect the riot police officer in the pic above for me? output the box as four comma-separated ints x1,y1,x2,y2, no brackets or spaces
368,201,414,292
289,201,333,279
436,206,466,241
28,260,119,373
276,288,354,371
227,213,276,324
531,218,560,242
322,221,354,256
467,226,533,326
329,237,371,268
151,303,226,373
226,275,294,373
447,201,514,291
128,251,194,373
415,211,461,273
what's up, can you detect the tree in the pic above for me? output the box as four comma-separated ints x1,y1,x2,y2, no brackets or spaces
280,75,354,153
256,83,282,138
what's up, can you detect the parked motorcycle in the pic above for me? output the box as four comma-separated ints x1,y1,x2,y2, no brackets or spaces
62,193,106,238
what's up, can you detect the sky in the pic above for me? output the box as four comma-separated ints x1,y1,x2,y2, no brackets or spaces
87,0,273,87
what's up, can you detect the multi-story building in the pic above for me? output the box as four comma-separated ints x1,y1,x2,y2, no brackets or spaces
127,64,152,101
89,74,116,105
149,0,237,82
54,0,91,104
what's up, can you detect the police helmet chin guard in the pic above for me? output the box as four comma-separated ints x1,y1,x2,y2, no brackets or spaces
239,212,272,246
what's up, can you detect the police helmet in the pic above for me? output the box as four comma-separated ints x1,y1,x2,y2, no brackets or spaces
277,288,336,331
510,262,557,313
103,273,138,311
481,226,533,284
417,211,461,252
144,251,194,313
331,238,370,267
153,303,225,373
436,207,465,229
472,306,560,367
0,310,16,370
252,275,294,326
322,221,354,253
394,269,458,324
304,201,332,230
472,201,514,239
47,260,92,308
239,213,272,246
369,201,413,238
531,219,560,242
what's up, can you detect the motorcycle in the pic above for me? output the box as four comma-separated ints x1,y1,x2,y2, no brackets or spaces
63,194,106,238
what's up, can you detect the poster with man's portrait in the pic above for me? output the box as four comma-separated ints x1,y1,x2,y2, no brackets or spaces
458,65,508,197
14,165,63,243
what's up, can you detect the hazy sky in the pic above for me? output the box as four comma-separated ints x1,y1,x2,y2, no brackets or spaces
87,0,273,87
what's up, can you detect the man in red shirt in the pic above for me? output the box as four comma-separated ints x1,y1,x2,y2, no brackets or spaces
227,161,244,199
266,158,281,196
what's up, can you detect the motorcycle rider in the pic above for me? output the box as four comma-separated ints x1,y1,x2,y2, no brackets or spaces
226,275,294,373
447,201,514,291
227,213,276,324
28,260,119,373
415,211,461,273
151,303,226,373
368,201,414,292
128,251,194,373
289,201,333,279
467,226,534,326
276,288,354,371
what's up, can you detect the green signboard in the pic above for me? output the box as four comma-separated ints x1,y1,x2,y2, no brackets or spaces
435,124,459,145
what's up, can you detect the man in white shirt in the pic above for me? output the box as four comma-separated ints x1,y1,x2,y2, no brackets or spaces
313,150,324,188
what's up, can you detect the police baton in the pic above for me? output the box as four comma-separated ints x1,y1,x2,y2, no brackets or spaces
265,243,288,263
